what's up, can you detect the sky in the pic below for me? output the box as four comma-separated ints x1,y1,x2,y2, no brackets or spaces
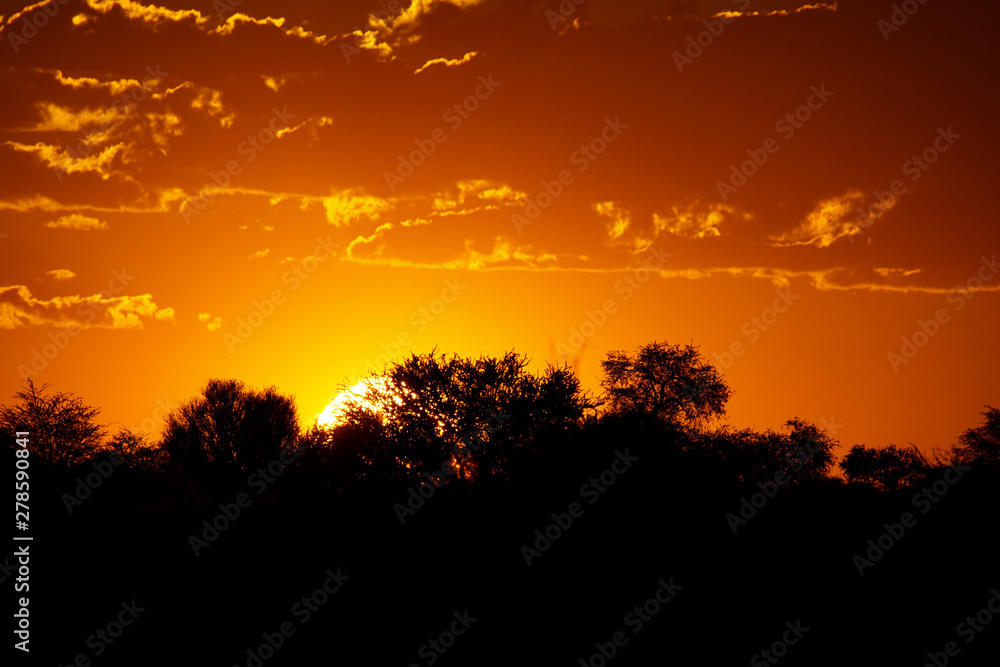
1,0,998,457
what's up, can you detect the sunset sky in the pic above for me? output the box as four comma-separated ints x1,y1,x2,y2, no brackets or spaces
1,0,998,457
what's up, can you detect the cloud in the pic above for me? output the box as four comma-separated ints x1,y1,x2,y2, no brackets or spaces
0,285,174,330
45,214,109,231
84,0,208,30
353,0,487,61
5,140,125,180
432,179,526,216
874,267,922,278
414,50,479,74
46,269,76,281
321,190,392,225
190,86,236,128
653,201,749,240
197,312,222,332
248,248,270,260
768,191,868,248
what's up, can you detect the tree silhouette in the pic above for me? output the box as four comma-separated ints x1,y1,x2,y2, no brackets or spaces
696,418,838,486
839,443,926,491
953,405,1000,470
341,350,596,485
0,379,105,469
600,340,730,430
161,379,299,497
107,427,168,475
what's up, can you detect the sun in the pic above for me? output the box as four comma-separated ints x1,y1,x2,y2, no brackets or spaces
316,377,390,428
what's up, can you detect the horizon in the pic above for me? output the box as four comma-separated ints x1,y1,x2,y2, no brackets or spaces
3,0,999,464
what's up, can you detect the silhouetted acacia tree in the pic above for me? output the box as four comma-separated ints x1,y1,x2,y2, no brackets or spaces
161,379,299,496
953,406,1000,470
342,350,596,484
107,428,168,475
839,444,926,491
696,418,838,486
0,380,105,469
600,341,730,430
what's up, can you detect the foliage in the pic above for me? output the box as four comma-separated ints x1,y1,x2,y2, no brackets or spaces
953,406,1000,470
0,379,105,469
161,379,299,495
599,340,730,430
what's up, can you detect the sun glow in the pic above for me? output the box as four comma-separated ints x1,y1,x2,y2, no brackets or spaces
316,377,392,428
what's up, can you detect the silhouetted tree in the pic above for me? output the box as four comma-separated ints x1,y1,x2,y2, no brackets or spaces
0,379,105,469
953,406,1000,470
107,427,168,475
839,444,926,491
342,350,596,484
161,379,299,496
600,340,730,430
696,418,838,486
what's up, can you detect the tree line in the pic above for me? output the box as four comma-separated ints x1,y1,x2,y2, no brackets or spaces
2,340,998,506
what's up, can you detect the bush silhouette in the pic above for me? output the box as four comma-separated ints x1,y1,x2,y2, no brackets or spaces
953,405,1000,470
0,379,105,470
839,443,926,491
161,378,299,498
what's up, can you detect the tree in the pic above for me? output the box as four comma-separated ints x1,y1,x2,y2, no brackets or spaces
0,380,105,469
107,428,168,475
161,379,299,496
953,406,1000,470
839,444,926,491
697,418,838,487
600,341,730,430
341,350,596,485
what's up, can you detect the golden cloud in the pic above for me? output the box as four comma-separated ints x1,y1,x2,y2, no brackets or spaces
45,214,109,231
0,285,175,330
197,312,222,332
46,269,76,281
414,50,479,74
768,191,866,248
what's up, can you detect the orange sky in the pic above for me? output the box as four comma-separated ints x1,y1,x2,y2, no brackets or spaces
1,0,998,457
